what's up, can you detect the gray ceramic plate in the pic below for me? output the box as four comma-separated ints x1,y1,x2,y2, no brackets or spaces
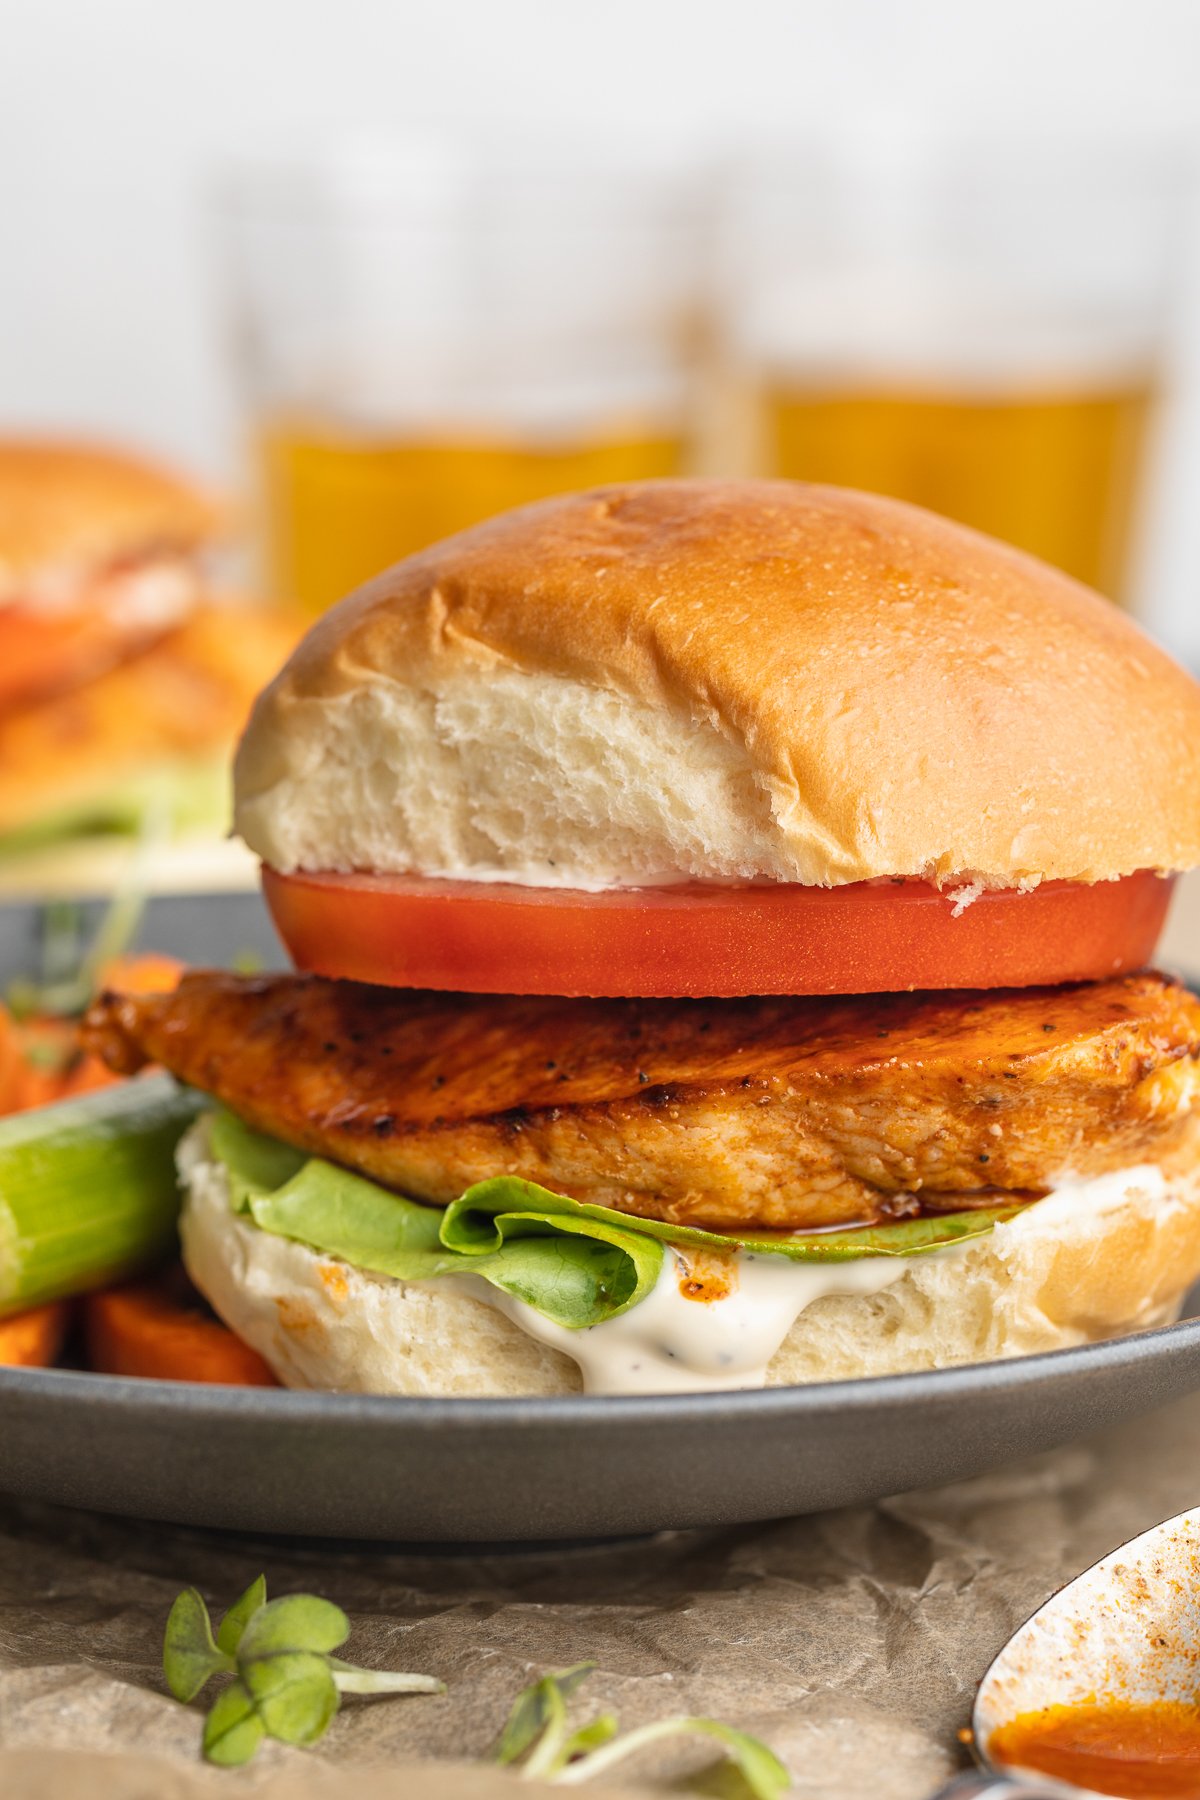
2,892,1200,1542
6,1322,1200,1540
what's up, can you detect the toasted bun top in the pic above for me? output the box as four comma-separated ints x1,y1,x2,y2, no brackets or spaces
235,480,1200,889
0,438,223,600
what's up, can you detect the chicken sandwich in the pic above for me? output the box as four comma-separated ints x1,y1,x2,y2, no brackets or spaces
86,480,1200,1394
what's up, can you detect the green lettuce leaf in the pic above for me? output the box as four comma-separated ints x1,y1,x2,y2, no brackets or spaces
443,1179,1019,1262
0,758,229,859
210,1110,1018,1332
212,1112,662,1330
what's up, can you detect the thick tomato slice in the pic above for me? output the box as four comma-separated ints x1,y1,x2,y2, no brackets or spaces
263,865,1174,998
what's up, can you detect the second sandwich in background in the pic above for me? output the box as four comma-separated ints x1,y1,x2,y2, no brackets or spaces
0,437,296,896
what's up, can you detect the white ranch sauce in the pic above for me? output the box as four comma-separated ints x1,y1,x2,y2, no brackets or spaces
453,1248,913,1395
446,1167,1171,1396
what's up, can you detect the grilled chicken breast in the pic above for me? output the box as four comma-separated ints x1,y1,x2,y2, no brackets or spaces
85,970,1200,1230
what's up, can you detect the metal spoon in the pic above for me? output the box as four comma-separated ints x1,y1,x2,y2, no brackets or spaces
931,1504,1200,1797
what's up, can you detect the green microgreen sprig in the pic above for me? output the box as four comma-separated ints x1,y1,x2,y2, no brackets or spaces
164,1588,788,1791
494,1663,790,1796
163,1577,443,1766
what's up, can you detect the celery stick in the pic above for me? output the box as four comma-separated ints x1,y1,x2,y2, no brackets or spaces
0,1075,203,1316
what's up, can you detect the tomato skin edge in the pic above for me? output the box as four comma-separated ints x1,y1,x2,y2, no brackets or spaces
262,866,1174,999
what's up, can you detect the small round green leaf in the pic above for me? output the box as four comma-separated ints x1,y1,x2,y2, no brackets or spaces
680,1718,792,1800
242,1650,340,1747
495,1662,596,1765
203,1680,265,1767
216,1575,268,1656
163,1588,231,1702
563,1714,619,1758
238,1593,349,1658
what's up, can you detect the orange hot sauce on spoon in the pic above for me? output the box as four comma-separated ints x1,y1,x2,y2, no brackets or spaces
991,1701,1200,1798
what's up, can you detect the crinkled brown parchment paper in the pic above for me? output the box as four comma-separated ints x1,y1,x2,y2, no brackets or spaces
4,1386,1200,1799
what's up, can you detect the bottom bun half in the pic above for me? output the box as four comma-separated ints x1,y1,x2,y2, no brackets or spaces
178,1120,1200,1397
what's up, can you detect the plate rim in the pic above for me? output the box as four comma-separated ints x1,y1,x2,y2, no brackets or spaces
6,1305,1200,1426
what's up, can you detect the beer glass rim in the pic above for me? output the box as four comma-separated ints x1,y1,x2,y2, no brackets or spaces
213,127,706,231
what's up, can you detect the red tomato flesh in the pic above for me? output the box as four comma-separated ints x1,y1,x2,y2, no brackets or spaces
263,866,1173,998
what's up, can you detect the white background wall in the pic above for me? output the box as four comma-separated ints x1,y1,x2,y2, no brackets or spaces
3,0,1200,651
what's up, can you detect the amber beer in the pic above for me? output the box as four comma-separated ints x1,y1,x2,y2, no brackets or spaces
764,378,1154,602
259,420,685,618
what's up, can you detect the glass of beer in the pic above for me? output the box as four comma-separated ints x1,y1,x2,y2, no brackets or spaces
720,133,1187,605
218,136,701,615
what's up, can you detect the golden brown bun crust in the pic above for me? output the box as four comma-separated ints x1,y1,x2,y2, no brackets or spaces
0,438,223,597
240,480,1200,887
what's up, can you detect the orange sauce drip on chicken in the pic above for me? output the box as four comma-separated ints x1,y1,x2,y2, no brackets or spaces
991,1701,1200,1797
